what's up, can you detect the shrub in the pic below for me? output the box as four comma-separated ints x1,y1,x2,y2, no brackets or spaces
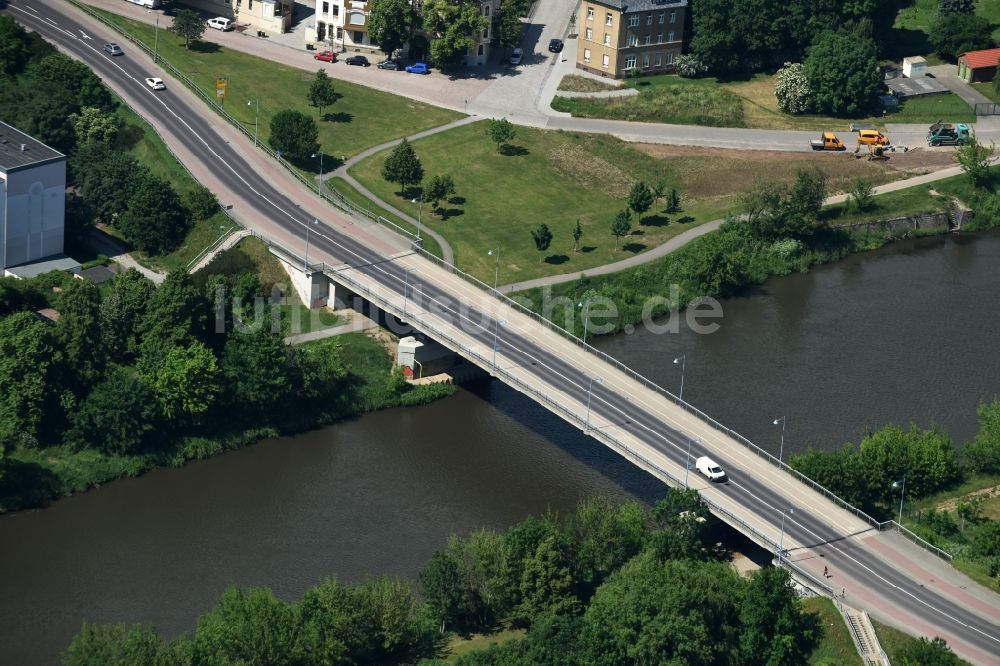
774,62,813,114
675,53,708,78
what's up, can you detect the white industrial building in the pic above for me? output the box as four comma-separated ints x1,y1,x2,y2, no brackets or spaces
0,122,69,277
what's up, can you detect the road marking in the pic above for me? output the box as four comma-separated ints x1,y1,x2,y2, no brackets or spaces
79,29,91,40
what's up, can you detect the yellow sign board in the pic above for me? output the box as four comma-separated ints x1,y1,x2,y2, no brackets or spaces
215,77,228,100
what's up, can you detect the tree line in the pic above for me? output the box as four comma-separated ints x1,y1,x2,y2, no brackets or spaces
62,492,838,665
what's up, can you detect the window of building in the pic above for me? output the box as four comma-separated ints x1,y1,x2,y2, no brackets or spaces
483,26,489,39
478,44,484,55
656,32,662,43
606,12,613,25
583,48,591,62
585,27,593,40
626,33,637,46
484,5,489,15
658,12,664,24
624,55,636,69
587,7,594,20
668,31,674,42
667,52,674,64
642,53,649,68
643,34,651,45
317,22,326,40
248,0,252,11
353,30,364,42
669,10,676,23
627,15,639,27
332,4,339,15
646,14,652,25
654,53,662,66
602,53,610,68
604,33,611,46
321,1,329,14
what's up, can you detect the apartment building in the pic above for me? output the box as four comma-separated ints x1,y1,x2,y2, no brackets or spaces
179,0,293,35
307,0,499,65
576,0,686,78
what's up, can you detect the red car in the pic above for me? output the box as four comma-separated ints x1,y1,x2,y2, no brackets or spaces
313,51,337,62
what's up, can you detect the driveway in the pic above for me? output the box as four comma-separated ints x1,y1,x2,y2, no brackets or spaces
926,64,995,109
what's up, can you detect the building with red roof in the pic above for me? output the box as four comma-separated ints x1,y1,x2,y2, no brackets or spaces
957,47,1000,83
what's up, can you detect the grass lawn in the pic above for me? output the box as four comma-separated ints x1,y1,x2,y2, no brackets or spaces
554,73,975,129
872,619,975,666
328,176,445,260
350,124,912,283
445,628,526,662
557,74,621,92
820,180,949,227
895,0,1000,46
86,6,460,161
972,82,1000,104
802,597,863,666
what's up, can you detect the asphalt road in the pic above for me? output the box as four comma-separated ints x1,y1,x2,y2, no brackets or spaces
6,1,1000,663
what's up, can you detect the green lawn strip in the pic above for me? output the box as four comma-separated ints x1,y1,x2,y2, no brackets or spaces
972,83,1000,105
820,181,947,227
327,176,445,260
349,124,763,283
85,6,460,160
871,619,975,666
802,597,863,666
557,72,974,129
0,333,454,513
445,628,527,662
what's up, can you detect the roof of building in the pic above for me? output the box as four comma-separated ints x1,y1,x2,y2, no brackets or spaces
0,121,65,174
885,75,949,99
588,0,687,13
75,265,118,285
4,256,82,279
959,47,1000,70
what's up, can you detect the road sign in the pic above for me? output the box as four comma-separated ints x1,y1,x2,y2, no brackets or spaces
215,77,228,100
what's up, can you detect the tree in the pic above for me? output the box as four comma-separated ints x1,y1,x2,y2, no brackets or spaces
421,0,489,71
964,400,1000,473
570,497,647,594
898,636,960,666
571,219,583,253
956,134,996,188
26,53,112,110
774,62,813,114
739,567,816,665
368,0,415,58
487,118,516,154
170,9,206,49
850,178,875,211
424,174,456,214
516,533,581,622
141,341,219,420
804,31,880,116
70,143,142,221
307,69,338,118
610,209,631,249
291,342,347,401
649,488,712,560
0,15,37,77
220,327,291,413
99,270,155,363
137,272,210,351
930,13,995,59
56,280,105,390
0,312,59,447
68,106,119,146
531,223,553,262
789,167,827,220
627,181,655,223
116,174,191,255
63,623,168,666
66,367,157,454
268,110,319,160
381,138,424,195
184,185,219,221
498,6,523,50
665,187,681,213
192,586,298,665
420,551,468,632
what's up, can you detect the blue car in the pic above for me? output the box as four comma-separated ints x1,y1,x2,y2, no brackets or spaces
405,62,430,74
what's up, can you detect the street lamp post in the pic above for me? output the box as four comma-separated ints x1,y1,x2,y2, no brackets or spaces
147,10,159,63
777,507,794,563
403,267,417,316
311,152,325,197
893,477,907,527
247,98,259,147
673,354,686,401
410,195,424,242
303,219,319,272
492,319,507,369
684,436,696,488
577,298,591,345
773,416,787,464
584,376,603,432
488,247,501,293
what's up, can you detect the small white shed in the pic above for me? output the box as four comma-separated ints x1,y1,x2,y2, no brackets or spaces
903,56,927,78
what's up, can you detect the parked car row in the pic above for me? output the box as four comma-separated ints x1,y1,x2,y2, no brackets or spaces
313,50,431,74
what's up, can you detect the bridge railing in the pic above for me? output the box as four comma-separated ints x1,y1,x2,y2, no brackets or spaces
73,0,950,563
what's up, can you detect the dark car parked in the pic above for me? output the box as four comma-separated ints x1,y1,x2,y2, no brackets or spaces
377,59,402,70
548,39,564,53
345,55,370,67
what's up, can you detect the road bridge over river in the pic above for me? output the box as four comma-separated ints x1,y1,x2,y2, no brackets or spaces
7,1,1000,662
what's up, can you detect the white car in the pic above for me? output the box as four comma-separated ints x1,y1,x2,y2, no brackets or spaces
145,77,166,90
509,47,523,65
695,456,727,482
207,17,232,31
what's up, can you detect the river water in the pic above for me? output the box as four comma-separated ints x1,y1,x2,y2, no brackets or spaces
2,232,999,664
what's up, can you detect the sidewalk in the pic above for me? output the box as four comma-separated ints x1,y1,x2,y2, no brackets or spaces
87,228,166,284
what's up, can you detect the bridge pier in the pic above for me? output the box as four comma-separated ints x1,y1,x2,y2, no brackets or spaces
275,255,335,309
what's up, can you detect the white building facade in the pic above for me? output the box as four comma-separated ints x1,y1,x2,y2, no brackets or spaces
0,122,66,274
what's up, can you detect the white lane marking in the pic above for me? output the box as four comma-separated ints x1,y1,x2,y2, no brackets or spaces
25,4,38,12
80,30,92,40
30,7,998,644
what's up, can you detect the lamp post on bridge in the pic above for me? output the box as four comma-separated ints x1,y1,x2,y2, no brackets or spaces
777,507,794,564
147,10,160,64
673,354,686,402
684,436,698,488
488,246,501,293
411,194,424,243
403,267,417,317
303,219,319,272
492,319,507,370
893,476,907,528
577,297,592,346
311,151,325,197
585,376,602,433
773,415,787,465
247,98,260,147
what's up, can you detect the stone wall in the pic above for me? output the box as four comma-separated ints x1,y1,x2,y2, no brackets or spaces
846,211,959,235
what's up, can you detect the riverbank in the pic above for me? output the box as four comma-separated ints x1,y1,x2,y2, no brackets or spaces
516,169,998,338
0,333,454,514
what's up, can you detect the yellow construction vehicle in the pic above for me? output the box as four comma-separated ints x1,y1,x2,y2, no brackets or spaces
854,129,891,160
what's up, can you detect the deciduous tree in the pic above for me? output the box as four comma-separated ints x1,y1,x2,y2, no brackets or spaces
381,138,424,195
487,118,516,154
268,109,320,160
531,223,553,261
66,367,157,454
421,0,488,71
803,30,880,116
610,209,631,249
116,174,191,254
627,181,654,223
930,13,995,60
424,174,456,214
572,219,583,253
170,9,206,49
141,341,219,420
0,312,59,447
307,69,338,118
956,134,996,188
192,586,297,665
68,106,119,146
220,327,291,413
774,62,813,114
368,0,414,58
